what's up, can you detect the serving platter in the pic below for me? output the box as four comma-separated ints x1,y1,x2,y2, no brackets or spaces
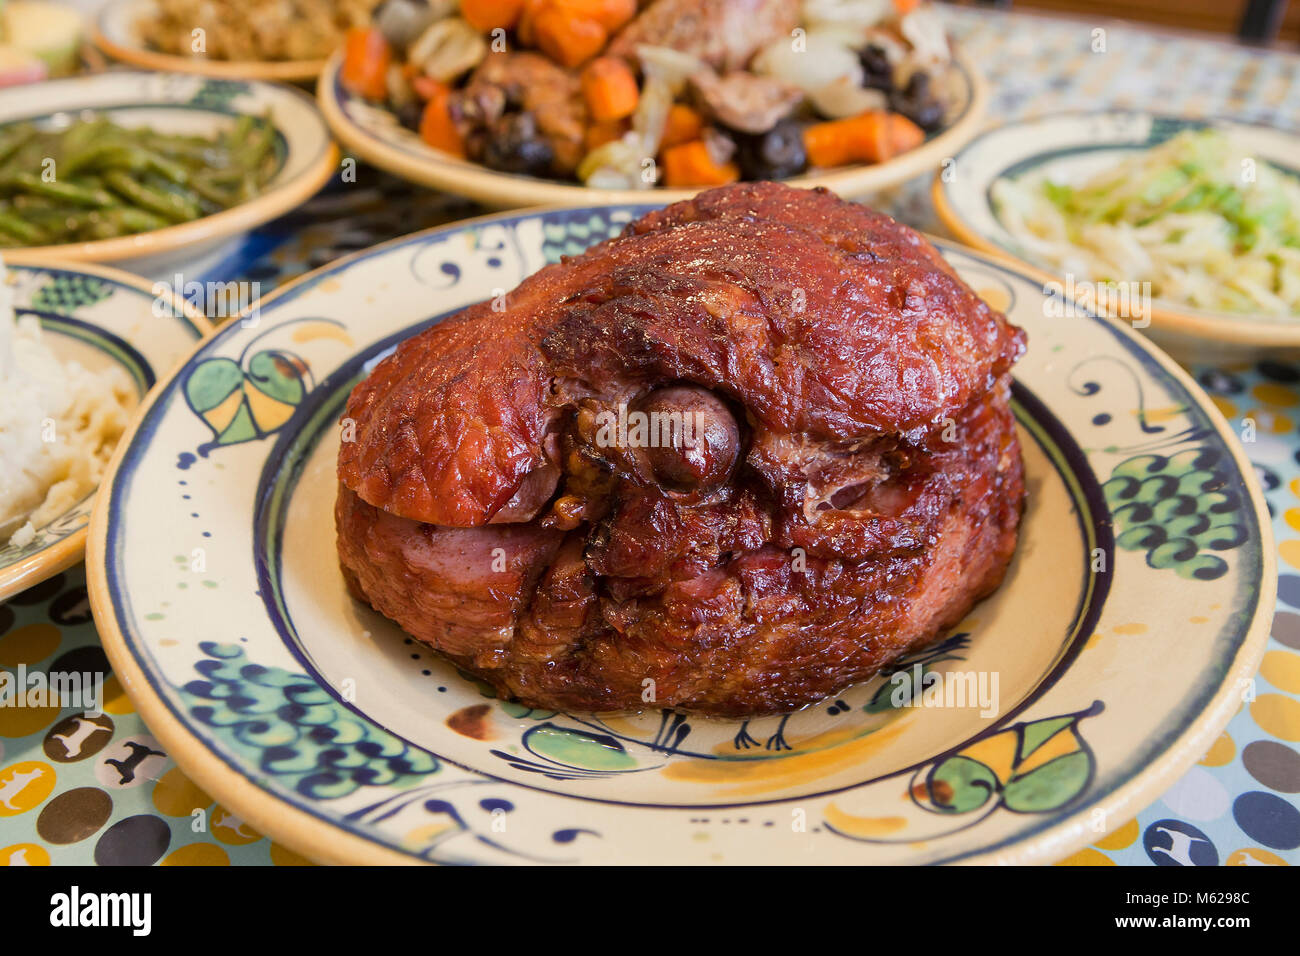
0,258,208,603
87,203,1273,865
93,0,328,83
317,50,988,208
933,110,1300,363
0,71,338,276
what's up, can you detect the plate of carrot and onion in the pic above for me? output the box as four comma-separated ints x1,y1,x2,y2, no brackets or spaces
318,0,987,206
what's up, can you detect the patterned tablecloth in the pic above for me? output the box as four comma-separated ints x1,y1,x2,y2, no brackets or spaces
2,7,1298,867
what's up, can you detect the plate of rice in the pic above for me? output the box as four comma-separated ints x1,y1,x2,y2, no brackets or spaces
0,257,209,601
933,111,1300,362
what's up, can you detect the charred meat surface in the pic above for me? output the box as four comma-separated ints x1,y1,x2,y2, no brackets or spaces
336,182,1026,716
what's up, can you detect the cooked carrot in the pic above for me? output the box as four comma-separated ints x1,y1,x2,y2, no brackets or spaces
598,0,637,32
661,104,703,149
803,111,924,168
461,0,527,31
418,82,465,157
849,111,894,163
887,112,925,154
340,28,391,101
554,0,636,32
533,7,608,67
586,118,627,151
803,111,896,167
893,0,922,15
518,0,548,45
661,140,740,188
803,119,854,168
522,0,632,49
582,57,639,121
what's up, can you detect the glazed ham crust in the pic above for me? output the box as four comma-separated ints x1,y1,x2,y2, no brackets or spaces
337,182,1026,716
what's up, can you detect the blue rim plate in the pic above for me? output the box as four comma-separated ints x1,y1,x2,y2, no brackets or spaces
87,204,1273,864
0,258,209,602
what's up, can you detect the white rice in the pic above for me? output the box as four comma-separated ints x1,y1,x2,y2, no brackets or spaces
0,268,136,548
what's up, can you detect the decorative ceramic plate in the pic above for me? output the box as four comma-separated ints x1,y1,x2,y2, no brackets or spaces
0,259,208,602
317,51,987,209
932,110,1300,363
0,71,338,276
93,0,327,83
87,205,1273,865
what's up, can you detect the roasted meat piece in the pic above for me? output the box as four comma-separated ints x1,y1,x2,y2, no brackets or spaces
607,0,801,72
688,70,804,134
451,52,587,177
336,182,1026,716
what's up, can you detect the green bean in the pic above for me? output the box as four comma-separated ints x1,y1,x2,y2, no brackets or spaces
0,210,46,244
103,207,170,232
0,140,45,182
103,170,200,222
0,114,277,246
190,172,240,207
138,149,193,187
83,208,170,240
61,144,142,178
9,193,59,211
26,209,97,236
0,123,36,166
59,118,108,156
67,142,193,185
199,166,251,186
153,177,207,214
237,119,274,173
139,137,227,167
226,114,256,148
5,172,115,207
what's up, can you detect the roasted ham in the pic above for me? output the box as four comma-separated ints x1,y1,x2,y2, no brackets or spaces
336,182,1026,716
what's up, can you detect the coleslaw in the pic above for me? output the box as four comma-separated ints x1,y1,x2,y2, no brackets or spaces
992,128,1300,319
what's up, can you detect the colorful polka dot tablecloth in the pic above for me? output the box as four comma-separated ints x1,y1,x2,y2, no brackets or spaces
2,7,1299,866
1045,358,1300,867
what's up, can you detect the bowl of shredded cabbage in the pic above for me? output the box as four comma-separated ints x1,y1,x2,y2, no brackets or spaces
934,111,1300,360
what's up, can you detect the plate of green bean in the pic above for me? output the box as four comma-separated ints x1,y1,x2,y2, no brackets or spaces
0,71,338,275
